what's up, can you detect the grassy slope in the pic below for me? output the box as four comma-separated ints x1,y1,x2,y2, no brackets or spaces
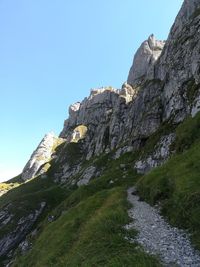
14,185,160,267
137,112,200,249
0,141,161,266
4,112,200,266
0,174,69,265
0,175,23,196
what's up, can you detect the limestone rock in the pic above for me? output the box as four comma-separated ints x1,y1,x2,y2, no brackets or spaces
127,34,165,86
135,134,176,174
22,132,64,181
191,94,200,117
60,164,82,184
69,102,81,115
120,83,139,103
114,146,134,159
18,240,30,254
0,202,46,257
169,0,200,37
57,0,200,180
155,0,200,122
77,166,97,187
60,87,120,158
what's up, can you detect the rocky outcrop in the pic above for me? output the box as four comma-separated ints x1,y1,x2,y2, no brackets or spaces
19,0,200,184
127,34,165,86
77,166,97,187
120,82,139,103
22,133,64,181
0,202,46,257
60,87,120,142
134,133,176,174
60,87,131,159
58,0,200,169
59,79,163,163
154,0,200,123
57,37,166,166
59,163,82,184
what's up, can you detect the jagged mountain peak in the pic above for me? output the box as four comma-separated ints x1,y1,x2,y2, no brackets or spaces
127,34,165,86
21,132,64,181
147,34,165,51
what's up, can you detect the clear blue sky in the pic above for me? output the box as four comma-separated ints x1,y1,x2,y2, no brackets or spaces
0,0,183,181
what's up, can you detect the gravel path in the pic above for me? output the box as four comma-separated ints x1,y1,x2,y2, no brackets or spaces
126,187,200,267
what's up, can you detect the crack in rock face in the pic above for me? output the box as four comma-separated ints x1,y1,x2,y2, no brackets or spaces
126,187,200,267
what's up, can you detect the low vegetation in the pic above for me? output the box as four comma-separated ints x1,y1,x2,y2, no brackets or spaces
14,184,160,267
2,111,200,265
0,182,20,193
137,112,200,250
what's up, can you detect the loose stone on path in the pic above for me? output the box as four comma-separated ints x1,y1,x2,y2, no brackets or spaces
126,187,200,267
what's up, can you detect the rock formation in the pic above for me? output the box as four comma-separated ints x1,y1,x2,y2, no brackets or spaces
56,0,200,172
22,132,64,181
0,202,46,257
22,0,200,179
127,34,165,85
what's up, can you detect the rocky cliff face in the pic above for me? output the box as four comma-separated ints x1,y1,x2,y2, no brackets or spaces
60,86,135,158
22,132,64,181
22,0,200,180
154,0,200,123
127,34,165,86
0,202,46,258
57,0,200,171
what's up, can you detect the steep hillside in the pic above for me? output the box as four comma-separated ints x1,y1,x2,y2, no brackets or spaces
1,0,200,266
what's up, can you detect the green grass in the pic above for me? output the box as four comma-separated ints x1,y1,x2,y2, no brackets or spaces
5,111,200,266
174,111,200,152
137,112,200,250
0,175,24,196
0,175,65,207
8,150,161,266
1,146,158,267
14,186,160,267
0,118,175,266
0,182,20,193
0,175,69,257
48,141,85,176
25,151,141,233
